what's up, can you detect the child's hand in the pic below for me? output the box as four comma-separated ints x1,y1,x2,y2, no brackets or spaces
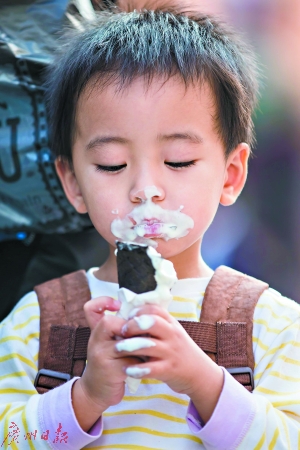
72,296,140,431
119,304,224,423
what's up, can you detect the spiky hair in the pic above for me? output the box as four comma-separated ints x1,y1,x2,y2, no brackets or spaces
45,7,259,162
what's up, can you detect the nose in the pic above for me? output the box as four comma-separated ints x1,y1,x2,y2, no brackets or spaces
130,185,165,203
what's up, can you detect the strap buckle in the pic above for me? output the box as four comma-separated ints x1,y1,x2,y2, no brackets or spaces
226,366,254,391
34,369,71,389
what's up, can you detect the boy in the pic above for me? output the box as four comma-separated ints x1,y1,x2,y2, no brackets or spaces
1,7,300,449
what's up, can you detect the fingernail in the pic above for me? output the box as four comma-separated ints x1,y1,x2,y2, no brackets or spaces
134,315,155,331
112,299,121,308
121,323,128,335
125,367,151,378
116,337,156,352
128,308,141,319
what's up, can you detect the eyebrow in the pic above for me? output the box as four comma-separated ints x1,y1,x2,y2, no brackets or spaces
86,136,129,151
158,132,203,144
86,132,203,151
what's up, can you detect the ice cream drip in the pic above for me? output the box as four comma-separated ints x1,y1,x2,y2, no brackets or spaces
111,186,194,247
117,245,177,320
115,243,178,393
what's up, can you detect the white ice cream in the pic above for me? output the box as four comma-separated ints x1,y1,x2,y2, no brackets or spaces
116,244,178,393
134,315,155,331
111,185,194,247
116,337,156,352
117,245,177,320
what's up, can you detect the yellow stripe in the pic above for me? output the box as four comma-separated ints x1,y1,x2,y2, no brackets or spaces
104,409,186,424
10,442,18,450
0,371,28,382
0,403,11,422
259,342,289,359
272,399,300,408
0,336,24,345
253,319,282,334
255,303,293,324
281,356,300,366
24,332,39,345
33,352,39,362
256,346,300,373
13,316,39,330
0,389,37,395
278,409,291,448
170,312,198,319
3,405,24,450
269,371,300,382
269,428,280,450
255,386,297,396
22,407,35,450
123,394,188,406
0,353,37,370
254,362,274,380
89,445,163,449
141,379,162,385
172,296,199,306
253,432,266,450
252,337,269,351
281,410,300,420
13,302,38,315
102,426,202,443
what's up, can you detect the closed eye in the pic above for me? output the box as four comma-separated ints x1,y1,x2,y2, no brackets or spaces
95,164,127,173
165,160,196,169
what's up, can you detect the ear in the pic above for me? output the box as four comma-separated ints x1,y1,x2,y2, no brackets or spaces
55,158,88,214
220,143,250,206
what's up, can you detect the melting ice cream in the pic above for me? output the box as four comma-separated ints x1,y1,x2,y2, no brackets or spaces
111,185,194,247
116,243,178,393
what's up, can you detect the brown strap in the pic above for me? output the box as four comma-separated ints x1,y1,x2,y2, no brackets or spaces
34,270,91,393
201,265,268,371
35,326,91,394
35,270,90,371
34,266,268,394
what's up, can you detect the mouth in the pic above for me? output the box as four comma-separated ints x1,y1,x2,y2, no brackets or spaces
133,220,177,239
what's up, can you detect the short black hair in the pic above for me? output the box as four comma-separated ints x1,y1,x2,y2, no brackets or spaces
46,8,259,163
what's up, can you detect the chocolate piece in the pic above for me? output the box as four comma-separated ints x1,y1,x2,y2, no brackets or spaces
116,241,157,294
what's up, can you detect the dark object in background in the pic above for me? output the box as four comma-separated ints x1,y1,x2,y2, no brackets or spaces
0,0,94,235
0,228,109,322
0,0,109,321
116,241,157,294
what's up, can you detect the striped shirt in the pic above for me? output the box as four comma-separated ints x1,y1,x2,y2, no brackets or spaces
0,268,300,449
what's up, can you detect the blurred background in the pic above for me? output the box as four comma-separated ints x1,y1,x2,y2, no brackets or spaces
198,0,300,303
1,0,300,322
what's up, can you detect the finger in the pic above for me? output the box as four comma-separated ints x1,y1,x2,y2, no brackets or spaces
91,313,126,341
115,336,157,354
124,360,167,380
84,296,121,329
128,304,174,322
122,314,174,340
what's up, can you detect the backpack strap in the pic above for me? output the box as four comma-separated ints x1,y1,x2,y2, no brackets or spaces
180,265,269,391
34,266,269,394
34,270,91,394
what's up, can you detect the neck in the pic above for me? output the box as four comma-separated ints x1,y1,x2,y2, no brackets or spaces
93,244,118,283
168,240,213,279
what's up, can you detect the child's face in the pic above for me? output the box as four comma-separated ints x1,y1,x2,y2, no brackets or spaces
57,76,249,262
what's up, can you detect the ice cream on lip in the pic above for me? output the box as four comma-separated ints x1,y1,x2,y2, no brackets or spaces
111,185,194,247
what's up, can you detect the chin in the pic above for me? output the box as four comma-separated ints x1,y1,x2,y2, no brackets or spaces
153,239,183,259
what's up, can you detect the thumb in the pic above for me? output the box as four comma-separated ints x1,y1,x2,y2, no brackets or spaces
84,296,121,329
